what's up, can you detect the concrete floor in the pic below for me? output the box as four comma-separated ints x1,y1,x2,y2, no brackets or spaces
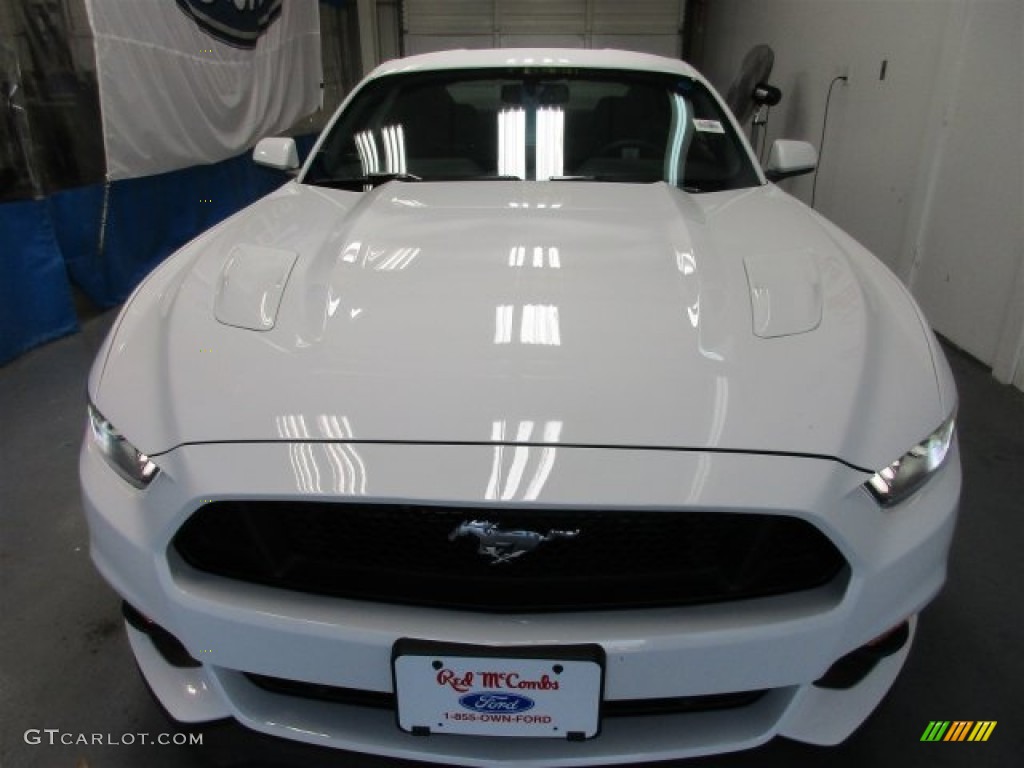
1,310,1022,768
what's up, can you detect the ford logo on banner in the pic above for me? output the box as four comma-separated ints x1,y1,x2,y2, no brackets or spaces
176,0,283,48
459,693,536,713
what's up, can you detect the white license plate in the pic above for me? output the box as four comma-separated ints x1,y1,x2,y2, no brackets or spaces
393,640,604,739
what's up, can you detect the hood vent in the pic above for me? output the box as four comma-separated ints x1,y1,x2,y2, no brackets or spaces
215,245,297,331
744,250,823,338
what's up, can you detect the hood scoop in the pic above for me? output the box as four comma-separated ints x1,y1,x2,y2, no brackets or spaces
215,245,297,331
744,250,823,338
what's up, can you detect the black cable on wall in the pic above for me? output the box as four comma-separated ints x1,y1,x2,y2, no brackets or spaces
811,75,848,209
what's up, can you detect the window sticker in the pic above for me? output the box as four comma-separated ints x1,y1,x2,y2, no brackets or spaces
693,119,725,134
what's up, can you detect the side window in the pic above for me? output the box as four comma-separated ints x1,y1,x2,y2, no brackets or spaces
682,89,752,188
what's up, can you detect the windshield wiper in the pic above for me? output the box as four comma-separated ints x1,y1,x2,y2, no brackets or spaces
548,174,661,184
306,172,524,189
306,172,422,189
423,174,522,181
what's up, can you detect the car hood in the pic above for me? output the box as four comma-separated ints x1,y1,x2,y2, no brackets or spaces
94,180,951,470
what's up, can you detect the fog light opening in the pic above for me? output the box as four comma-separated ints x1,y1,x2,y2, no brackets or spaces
867,621,910,651
814,619,910,690
122,601,201,669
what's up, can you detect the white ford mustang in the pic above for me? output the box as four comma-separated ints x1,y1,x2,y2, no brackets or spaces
81,49,960,766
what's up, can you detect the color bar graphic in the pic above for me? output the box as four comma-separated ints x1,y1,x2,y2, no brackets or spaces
967,721,997,742
944,721,972,741
920,720,996,742
921,721,950,741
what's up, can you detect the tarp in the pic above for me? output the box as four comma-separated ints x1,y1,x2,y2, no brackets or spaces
0,199,78,364
85,0,321,180
2,0,325,364
52,138,315,308
2,0,106,201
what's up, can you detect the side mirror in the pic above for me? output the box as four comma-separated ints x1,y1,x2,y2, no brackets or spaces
764,139,818,182
253,137,299,171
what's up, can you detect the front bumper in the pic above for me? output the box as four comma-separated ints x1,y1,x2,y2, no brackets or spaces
81,439,960,766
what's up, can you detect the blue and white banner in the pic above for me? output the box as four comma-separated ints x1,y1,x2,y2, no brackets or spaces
85,0,321,180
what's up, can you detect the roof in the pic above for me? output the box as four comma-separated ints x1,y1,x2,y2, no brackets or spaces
368,48,702,82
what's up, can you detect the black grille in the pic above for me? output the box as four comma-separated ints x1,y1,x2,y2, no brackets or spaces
173,501,845,612
242,672,767,718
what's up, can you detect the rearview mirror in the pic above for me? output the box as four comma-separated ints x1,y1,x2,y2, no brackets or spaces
764,139,817,182
253,137,299,171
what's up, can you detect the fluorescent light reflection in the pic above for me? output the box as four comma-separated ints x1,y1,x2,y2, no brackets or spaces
485,420,563,501
259,293,273,327
498,108,526,179
355,125,407,175
493,305,562,345
317,414,368,495
276,414,321,493
503,421,535,501
508,201,563,209
341,241,362,263
666,93,689,187
494,305,515,344
381,124,407,174
374,246,420,271
275,413,367,495
390,196,425,208
520,304,561,345
709,376,729,447
524,420,562,500
485,419,506,500
687,298,700,328
536,107,564,180
677,250,698,328
508,246,559,269
354,130,380,174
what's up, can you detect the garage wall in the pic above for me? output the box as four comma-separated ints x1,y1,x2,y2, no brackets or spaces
402,0,684,57
696,0,1023,390
905,1,1024,389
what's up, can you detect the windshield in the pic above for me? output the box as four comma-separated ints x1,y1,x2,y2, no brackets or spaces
303,68,760,192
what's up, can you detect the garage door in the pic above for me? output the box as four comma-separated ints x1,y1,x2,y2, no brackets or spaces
403,0,684,58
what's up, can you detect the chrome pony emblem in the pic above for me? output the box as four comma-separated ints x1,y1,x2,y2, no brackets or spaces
449,520,579,565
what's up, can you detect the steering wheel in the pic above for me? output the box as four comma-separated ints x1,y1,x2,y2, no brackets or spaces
595,138,662,157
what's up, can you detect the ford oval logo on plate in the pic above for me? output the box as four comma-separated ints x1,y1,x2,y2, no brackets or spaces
459,693,535,713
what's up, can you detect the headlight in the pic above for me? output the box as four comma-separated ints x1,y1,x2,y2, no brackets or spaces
866,414,956,506
87,403,159,489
